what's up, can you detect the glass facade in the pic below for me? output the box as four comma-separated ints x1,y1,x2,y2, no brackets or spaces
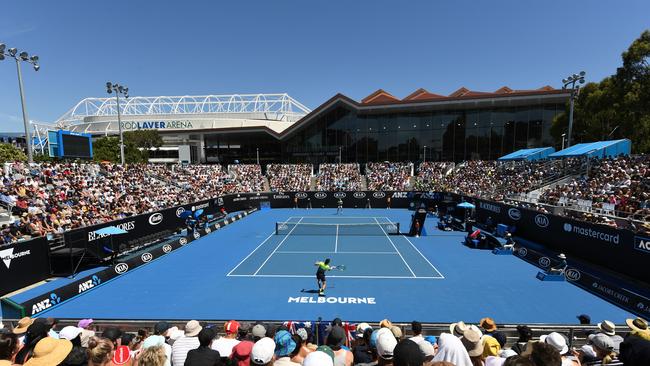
202,99,565,165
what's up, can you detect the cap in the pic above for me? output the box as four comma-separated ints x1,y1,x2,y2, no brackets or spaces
327,326,346,347
184,320,202,337
154,321,172,335
540,332,568,355
296,328,308,341
77,319,94,329
252,324,266,338
589,334,614,352
303,351,334,366
390,326,403,339
356,322,371,337
376,332,397,359
251,337,275,365
225,320,241,334
316,345,335,361
58,326,83,341
142,335,165,349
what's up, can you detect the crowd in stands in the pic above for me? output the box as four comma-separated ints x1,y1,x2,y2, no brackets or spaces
316,164,363,191
366,163,413,191
2,315,650,365
267,164,312,192
1,155,649,244
229,165,265,192
539,156,650,223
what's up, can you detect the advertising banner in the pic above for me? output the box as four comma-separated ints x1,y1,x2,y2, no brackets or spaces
0,237,50,296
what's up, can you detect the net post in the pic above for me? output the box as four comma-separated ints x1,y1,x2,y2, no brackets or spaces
275,222,278,235
396,222,400,234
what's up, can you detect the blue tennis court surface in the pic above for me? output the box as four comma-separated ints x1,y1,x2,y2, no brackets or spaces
28,208,633,323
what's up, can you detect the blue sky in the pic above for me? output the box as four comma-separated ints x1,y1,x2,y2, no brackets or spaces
1,0,648,132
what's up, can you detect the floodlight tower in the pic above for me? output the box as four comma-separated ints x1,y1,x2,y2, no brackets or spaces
106,82,129,165
562,71,586,148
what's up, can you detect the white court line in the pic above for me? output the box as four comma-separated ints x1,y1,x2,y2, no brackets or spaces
226,231,276,276
228,274,444,279
387,217,445,279
253,217,304,275
335,224,339,253
374,217,416,277
275,251,398,255
289,216,389,219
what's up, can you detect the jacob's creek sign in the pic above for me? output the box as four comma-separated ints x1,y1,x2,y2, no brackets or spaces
288,296,376,304
120,120,194,130
88,221,135,241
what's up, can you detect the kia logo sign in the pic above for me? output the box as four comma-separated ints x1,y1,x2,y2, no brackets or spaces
295,192,308,199
193,231,201,239
534,214,550,228
141,253,153,263
517,247,528,257
149,213,163,225
538,257,551,268
373,191,386,199
565,268,581,281
314,192,327,199
176,207,185,217
162,244,172,253
353,192,366,199
179,238,188,246
115,263,129,274
507,208,521,221
333,192,346,199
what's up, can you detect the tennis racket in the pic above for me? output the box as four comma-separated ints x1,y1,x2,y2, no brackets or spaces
333,265,346,271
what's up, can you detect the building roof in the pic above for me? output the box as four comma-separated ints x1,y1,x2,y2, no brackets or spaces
360,85,564,105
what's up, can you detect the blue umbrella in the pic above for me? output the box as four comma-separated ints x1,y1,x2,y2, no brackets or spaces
457,202,475,209
194,209,204,218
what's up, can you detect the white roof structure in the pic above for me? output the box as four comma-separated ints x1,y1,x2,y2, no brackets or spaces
54,93,311,135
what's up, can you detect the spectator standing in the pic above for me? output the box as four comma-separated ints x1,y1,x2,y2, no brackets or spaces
184,328,220,366
409,322,424,344
250,337,275,366
327,327,353,366
23,337,72,366
231,341,254,366
102,327,133,366
585,334,621,365
432,333,471,366
14,321,49,365
211,321,241,360
172,321,203,366
77,319,96,348
393,339,424,366
87,338,114,366
596,320,623,353
139,345,167,366
376,331,397,366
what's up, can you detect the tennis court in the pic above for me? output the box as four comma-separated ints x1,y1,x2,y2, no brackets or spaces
228,216,443,279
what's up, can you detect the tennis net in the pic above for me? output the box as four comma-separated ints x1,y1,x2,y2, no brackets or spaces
275,222,400,236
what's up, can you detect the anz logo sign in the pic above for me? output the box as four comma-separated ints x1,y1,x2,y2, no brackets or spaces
31,293,61,315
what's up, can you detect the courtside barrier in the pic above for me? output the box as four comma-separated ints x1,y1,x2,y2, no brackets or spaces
0,210,254,318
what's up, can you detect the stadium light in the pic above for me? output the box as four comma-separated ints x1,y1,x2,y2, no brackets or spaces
0,43,40,163
423,146,427,163
561,71,586,148
106,82,129,165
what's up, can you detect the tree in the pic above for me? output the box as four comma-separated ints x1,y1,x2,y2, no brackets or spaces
92,130,163,163
552,30,650,153
0,143,27,163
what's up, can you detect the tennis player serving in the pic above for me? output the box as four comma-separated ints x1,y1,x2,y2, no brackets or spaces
336,198,343,215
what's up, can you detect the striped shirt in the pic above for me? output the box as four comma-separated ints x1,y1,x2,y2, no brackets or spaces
171,335,200,366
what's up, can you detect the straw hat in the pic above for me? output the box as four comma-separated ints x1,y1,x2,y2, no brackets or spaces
626,317,650,333
24,337,73,366
13,317,34,335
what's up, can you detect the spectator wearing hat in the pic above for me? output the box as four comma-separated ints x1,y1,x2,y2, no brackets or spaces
22,337,72,366
77,319,96,348
549,254,568,274
140,334,170,366
596,320,623,354
409,322,424,345
250,337,275,366
431,333,472,366
0,332,20,366
417,339,435,364
353,328,374,365
212,321,241,360
273,330,299,366
626,317,650,341
539,332,572,366
327,326,353,366
585,334,621,365
14,320,49,365
511,326,532,355
185,328,220,366
172,321,203,366
231,341,254,366
102,326,132,366
12,317,33,344
619,335,650,366
251,325,266,342
393,339,424,366
482,336,501,359
376,331,397,366
460,328,483,366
